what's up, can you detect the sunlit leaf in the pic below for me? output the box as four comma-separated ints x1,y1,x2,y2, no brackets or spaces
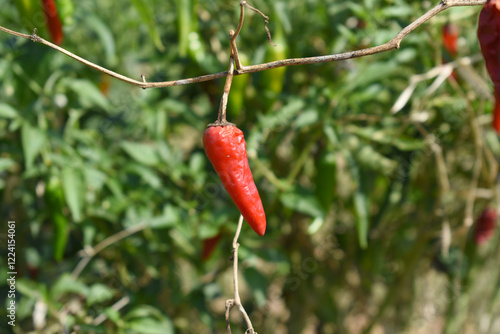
121,141,160,166
62,168,84,222
0,103,19,119
21,122,46,171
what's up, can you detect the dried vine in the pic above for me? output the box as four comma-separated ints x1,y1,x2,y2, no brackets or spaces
0,0,487,89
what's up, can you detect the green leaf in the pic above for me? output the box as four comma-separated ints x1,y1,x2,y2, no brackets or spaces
56,0,74,26
280,190,324,218
346,125,426,151
308,216,325,235
83,14,117,66
62,168,85,222
121,141,159,166
256,98,304,133
243,267,268,307
0,158,16,172
87,284,114,306
21,122,46,171
0,103,19,119
52,274,89,298
354,190,369,249
64,78,109,111
315,151,336,212
148,205,180,229
46,177,69,261
16,279,45,299
131,0,165,52
127,164,162,189
175,0,191,57
127,318,174,334
294,109,319,129
346,154,369,249
124,305,174,334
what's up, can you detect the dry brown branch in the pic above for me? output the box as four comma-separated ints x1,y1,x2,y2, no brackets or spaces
391,54,484,113
71,222,147,279
229,2,246,70
225,215,255,334
0,0,487,89
215,56,235,124
93,296,130,325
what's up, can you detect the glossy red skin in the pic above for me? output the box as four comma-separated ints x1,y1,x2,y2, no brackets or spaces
203,125,266,236
474,208,497,245
42,0,63,45
478,0,500,132
201,234,222,261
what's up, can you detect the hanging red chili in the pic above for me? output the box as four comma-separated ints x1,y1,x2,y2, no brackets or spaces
203,125,266,236
477,0,500,132
473,208,497,245
41,0,64,45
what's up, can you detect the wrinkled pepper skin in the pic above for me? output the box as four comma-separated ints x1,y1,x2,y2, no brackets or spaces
203,125,266,236
477,0,500,132
42,0,64,45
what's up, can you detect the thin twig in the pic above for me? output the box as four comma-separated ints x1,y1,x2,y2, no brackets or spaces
230,2,246,70
392,55,483,113
0,0,487,89
242,1,275,46
214,56,235,125
71,222,147,279
93,296,130,325
225,215,255,334
225,299,234,334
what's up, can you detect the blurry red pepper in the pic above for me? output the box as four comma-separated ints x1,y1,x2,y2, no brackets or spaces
201,234,222,261
442,23,459,80
477,0,500,132
41,0,63,45
442,23,459,57
473,208,497,245
203,125,266,236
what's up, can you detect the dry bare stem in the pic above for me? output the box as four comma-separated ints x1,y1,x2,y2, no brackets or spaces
0,0,488,89
71,222,147,279
225,215,256,334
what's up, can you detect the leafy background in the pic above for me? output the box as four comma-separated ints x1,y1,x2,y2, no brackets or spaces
0,0,499,333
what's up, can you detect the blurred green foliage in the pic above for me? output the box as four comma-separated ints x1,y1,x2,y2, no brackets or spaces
1,0,500,333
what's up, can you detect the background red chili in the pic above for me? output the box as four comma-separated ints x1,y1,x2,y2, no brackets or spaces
41,0,64,45
477,0,500,132
201,233,222,261
442,22,459,80
203,125,266,236
442,23,459,57
473,208,497,245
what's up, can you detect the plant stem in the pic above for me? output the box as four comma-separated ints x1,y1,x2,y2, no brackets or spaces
225,215,256,334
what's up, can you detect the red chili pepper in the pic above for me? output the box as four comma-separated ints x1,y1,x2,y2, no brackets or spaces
442,23,460,81
201,234,222,261
41,0,64,45
442,23,459,57
473,208,497,245
477,0,500,132
203,125,266,236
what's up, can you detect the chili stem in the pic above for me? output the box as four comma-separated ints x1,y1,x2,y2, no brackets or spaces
217,52,236,125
